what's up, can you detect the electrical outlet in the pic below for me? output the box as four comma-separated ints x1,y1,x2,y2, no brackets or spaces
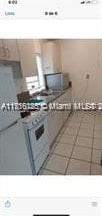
86,74,90,79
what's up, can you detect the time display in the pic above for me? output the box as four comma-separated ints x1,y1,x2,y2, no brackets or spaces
8,0,17,4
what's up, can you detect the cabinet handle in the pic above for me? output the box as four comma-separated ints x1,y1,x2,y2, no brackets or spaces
5,47,10,59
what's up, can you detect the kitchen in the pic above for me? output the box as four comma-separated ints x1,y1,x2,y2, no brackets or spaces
0,39,102,175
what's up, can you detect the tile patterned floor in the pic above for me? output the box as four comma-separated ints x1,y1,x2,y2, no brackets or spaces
39,111,102,175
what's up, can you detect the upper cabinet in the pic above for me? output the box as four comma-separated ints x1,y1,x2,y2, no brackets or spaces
17,39,37,78
0,39,19,61
42,40,62,74
0,39,62,78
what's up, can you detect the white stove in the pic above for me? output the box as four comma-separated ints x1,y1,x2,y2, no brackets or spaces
22,111,47,128
22,110,49,174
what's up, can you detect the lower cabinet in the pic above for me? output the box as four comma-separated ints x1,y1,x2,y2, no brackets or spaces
47,89,71,147
47,110,57,146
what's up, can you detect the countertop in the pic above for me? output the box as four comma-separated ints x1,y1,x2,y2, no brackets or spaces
33,88,71,104
22,88,71,122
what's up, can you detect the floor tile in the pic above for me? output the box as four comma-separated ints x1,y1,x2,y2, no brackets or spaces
95,121,102,126
82,118,94,124
67,122,80,128
72,111,83,116
95,117,102,124
71,115,82,120
83,115,94,120
66,159,90,175
40,169,60,175
94,124,102,130
64,127,78,136
80,122,94,129
95,118,102,121
92,149,102,164
70,118,82,123
70,115,82,122
45,154,68,174
78,128,93,138
93,138,102,150
94,130,102,138
60,134,76,145
54,143,73,157
72,146,92,162
75,137,92,148
82,121,94,126
91,163,102,175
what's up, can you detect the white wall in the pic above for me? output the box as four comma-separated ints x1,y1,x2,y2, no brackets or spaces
60,39,102,102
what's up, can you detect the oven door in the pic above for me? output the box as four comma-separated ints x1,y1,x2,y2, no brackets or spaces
28,118,48,160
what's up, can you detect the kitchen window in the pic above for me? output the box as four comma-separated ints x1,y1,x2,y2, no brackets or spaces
26,53,45,94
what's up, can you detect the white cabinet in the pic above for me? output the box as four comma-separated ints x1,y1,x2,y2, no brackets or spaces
17,40,37,78
0,40,3,47
0,39,19,61
3,40,19,61
54,96,63,130
47,89,72,147
0,119,32,175
0,67,20,131
42,41,61,74
47,109,62,147
55,90,71,126
47,111,57,146
0,40,4,60
63,89,72,118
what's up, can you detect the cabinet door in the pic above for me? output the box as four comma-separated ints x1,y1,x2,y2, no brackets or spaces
54,97,63,130
42,42,54,74
0,40,5,60
0,119,32,175
42,41,62,74
3,39,19,61
47,110,57,146
0,40,3,47
47,111,54,146
63,90,72,116
0,67,20,131
18,39,37,78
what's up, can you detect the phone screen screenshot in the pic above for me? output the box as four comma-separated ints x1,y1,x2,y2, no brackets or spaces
0,1,102,216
